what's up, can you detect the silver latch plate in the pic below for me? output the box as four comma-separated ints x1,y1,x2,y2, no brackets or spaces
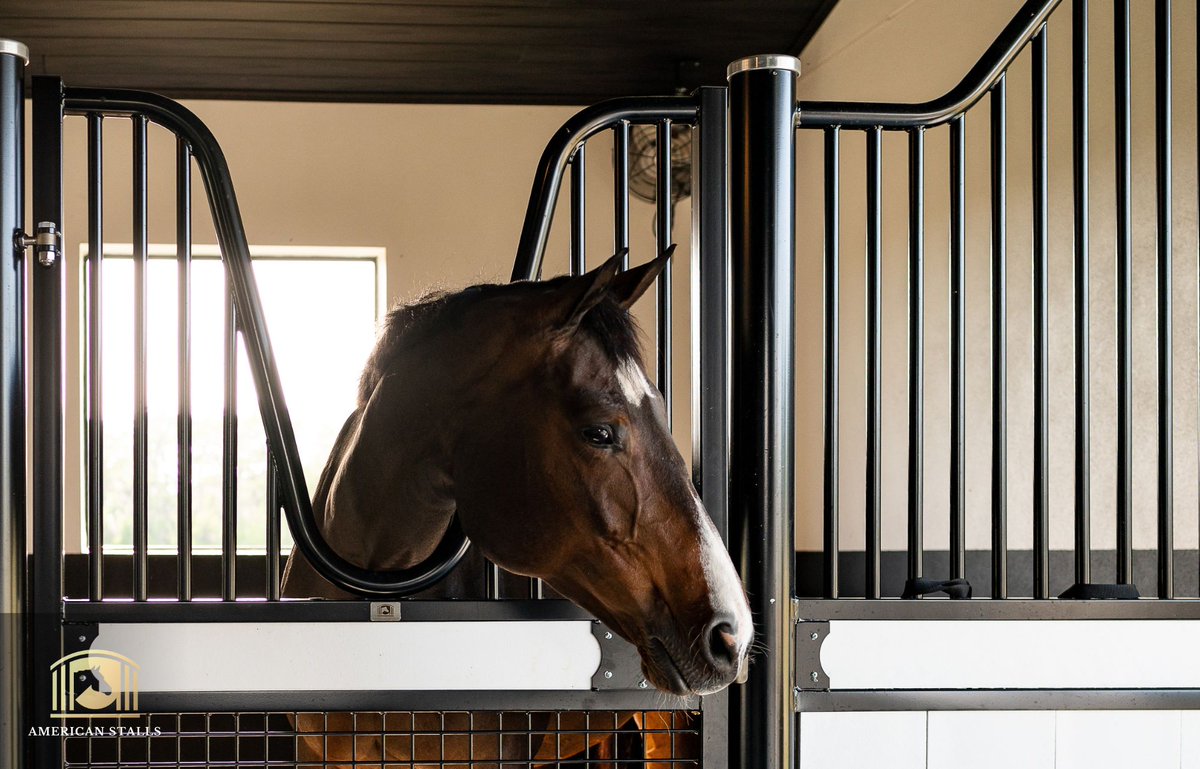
370,602,401,621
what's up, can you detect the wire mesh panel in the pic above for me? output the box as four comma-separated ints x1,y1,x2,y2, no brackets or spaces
62,710,702,768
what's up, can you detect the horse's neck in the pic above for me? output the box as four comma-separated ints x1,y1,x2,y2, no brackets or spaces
320,368,459,571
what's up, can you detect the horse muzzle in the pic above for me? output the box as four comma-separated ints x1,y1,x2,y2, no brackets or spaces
638,616,749,696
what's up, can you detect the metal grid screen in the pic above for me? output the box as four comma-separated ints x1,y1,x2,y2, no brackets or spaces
63,710,702,767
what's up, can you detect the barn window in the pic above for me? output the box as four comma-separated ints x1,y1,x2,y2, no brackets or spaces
83,244,383,555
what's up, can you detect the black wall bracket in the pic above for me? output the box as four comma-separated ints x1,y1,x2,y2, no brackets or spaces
590,620,649,691
794,620,830,695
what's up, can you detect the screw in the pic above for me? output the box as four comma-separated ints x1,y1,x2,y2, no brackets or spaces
810,632,819,641
810,671,819,682
79,635,87,643
604,632,613,640
379,605,391,615
769,598,776,604
603,670,613,679
638,680,648,689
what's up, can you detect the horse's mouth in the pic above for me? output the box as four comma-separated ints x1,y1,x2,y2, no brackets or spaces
642,639,691,696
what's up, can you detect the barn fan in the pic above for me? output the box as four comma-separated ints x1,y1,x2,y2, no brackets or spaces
628,123,692,234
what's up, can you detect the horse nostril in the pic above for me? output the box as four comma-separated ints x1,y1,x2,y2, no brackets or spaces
706,621,739,672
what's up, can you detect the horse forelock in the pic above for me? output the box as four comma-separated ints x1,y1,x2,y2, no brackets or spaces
357,278,644,406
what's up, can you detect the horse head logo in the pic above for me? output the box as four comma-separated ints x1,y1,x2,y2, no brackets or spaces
50,650,139,718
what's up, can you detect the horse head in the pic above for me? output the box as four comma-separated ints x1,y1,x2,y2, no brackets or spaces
452,250,753,696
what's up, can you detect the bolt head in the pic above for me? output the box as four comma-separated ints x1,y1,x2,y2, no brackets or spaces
603,670,613,679
810,671,819,682
810,632,819,641
604,631,613,640
78,635,87,642
638,680,648,689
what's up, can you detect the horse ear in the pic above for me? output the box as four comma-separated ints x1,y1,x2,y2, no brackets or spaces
552,249,625,335
607,244,675,309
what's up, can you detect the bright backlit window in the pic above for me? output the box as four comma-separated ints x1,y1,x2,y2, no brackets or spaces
90,245,382,553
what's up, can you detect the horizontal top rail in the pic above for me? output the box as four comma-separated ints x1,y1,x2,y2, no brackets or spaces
63,87,470,597
511,94,699,281
796,0,1061,128
795,599,1200,621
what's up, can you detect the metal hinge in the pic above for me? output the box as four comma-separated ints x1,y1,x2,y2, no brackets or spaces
16,221,62,267
795,620,830,693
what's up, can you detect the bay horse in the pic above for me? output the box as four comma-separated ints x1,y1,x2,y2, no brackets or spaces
281,248,752,765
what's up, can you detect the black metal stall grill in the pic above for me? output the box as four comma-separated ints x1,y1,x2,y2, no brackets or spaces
3,42,729,769
64,711,702,768
3,1,1200,768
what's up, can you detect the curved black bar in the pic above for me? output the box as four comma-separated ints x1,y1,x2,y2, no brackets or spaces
797,0,1062,128
63,88,471,596
510,95,698,281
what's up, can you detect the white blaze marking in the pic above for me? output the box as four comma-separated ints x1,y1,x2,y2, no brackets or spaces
692,489,754,655
616,357,657,406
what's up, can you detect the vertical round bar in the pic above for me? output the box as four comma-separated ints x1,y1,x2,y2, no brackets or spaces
222,288,238,601
1032,29,1050,599
570,144,586,276
1115,0,1134,584
613,121,630,269
727,55,798,769
1155,0,1174,598
86,113,104,600
656,120,673,426
266,454,280,601
950,115,967,582
991,77,1009,598
823,126,840,599
486,562,500,600
132,114,149,602
0,44,26,769
1073,0,1092,588
176,137,192,601
866,126,882,599
907,127,924,585
30,74,64,768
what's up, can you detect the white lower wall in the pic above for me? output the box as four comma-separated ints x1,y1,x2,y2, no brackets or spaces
799,710,1200,769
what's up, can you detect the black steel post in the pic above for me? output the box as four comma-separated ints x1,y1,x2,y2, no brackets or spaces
1115,0,1133,585
1073,0,1092,588
133,115,149,602
85,113,103,601
950,116,966,582
570,145,586,276
692,84,731,769
865,127,882,599
30,74,64,769
727,54,798,769
1154,0,1173,599
824,127,840,599
177,138,193,601
0,39,26,769
656,120,673,425
907,127,924,586
1032,28,1050,599
990,77,1008,599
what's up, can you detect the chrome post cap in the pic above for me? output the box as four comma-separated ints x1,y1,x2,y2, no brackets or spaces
727,54,802,80
0,40,29,63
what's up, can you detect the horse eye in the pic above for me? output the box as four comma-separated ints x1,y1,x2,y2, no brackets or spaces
581,425,615,447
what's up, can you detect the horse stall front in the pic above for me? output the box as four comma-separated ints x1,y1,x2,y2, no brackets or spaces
3,0,1200,768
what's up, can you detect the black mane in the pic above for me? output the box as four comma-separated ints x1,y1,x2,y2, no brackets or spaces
357,277,643,406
